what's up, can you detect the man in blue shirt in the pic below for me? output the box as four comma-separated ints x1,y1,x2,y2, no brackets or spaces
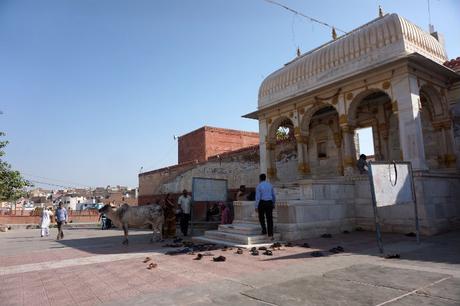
255,173,276,239
55,202,68,240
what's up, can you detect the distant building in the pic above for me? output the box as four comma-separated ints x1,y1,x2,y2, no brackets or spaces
138,126,260,206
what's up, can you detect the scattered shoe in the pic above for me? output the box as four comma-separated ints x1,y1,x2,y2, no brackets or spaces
343,230,350,234
193,254,203,260
270,242,282,249
250,250,259,256
251,247,257,252
147,262,157,269
311,251,324,257
213,255,226,262
143,257,152,263
284,242,294,247
301,242,310,248
258,246,267,251
385,254,400,259
405,232,416,237
329,246,345,254
236,248,243,255
263,250,273,256
355,227,364,232
321,234,332,238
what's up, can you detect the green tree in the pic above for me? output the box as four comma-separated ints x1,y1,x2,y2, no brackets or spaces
0,132,31,201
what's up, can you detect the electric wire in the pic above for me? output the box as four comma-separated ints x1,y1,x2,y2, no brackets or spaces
263,0,347,34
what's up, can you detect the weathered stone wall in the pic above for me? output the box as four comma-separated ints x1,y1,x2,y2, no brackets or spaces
139,146,260,204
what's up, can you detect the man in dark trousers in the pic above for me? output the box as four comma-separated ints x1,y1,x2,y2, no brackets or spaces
255,173,276,240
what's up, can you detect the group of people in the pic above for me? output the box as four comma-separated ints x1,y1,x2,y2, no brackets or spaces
39,202,68,240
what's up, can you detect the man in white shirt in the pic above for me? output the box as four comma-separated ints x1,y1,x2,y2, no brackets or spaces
177,189,192,236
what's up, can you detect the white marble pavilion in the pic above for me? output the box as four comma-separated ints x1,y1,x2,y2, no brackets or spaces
200,13,460,245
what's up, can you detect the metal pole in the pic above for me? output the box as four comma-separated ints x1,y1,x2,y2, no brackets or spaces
408,162,420,244
368,163,384,254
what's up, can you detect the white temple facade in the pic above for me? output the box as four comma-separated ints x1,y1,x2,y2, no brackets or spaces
239,13,460,240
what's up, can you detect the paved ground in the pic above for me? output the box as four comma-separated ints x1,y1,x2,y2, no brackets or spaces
0,225,459,306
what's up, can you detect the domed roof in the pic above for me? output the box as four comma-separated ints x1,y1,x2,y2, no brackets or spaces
258,14,448,109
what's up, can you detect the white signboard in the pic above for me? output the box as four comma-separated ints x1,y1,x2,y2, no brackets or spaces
192,177,228,202
369,162,414,207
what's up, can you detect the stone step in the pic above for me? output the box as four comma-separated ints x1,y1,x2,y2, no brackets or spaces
218,223,278,235
194,236,279,248
202,229,281,245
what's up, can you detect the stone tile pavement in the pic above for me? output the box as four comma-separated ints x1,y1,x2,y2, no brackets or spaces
0,226,459,305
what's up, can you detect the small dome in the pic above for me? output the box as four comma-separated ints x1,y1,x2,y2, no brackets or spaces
258,14,447,109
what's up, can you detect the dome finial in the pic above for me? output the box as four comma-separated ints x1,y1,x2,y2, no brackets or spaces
332,27,337,40
378,5,384,17
296,47,301,57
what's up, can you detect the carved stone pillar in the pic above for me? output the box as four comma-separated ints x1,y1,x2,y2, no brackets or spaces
266,140,277,180
333,131,344,175
434,120,457,168
295,130,310,177
392,73,428,170
340,120,357,176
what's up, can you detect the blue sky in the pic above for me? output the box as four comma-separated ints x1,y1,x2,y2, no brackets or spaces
1,0,459,188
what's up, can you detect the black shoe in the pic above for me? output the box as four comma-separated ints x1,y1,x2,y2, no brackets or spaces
311,251,324,257
193,254,203,260
321,233,332,238
261,231,267,235
258,246,267,251
301,242,310,248
236,248,243,255
213,255,226,262
263,250,273,256
250,250,259,256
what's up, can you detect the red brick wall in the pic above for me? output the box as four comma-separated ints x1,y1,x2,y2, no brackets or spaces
178,128,206,164
178,126,259,164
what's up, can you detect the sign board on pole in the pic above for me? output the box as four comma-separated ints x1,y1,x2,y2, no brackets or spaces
192,178,228,202
190,177,228,236
369,162,414,207
368,161,420,253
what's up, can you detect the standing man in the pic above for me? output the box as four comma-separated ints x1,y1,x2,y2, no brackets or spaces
255,173,276,240
177,189,191,236
55,202,68,240
39,207,54,237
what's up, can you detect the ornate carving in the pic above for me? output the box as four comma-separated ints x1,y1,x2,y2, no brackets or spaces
343,156,355,167
267,167,277,178
333,132,342,147
341,125,355,134
267,118,272,124
298,108,305,115
289,112,294,118
391,101,398,113
346,92,354,101
314,88,342,103
382,81,391,90
332,96,339,105
445,154,457,167
297,162,310,174
339,114,348,125
266,142,276,151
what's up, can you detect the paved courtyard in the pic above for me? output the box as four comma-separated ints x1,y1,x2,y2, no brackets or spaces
0,226,459,306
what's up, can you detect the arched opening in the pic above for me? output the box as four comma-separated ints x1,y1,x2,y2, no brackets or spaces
304,105,341,177
269,117,298,182
349,90,399,162
419,85,451,169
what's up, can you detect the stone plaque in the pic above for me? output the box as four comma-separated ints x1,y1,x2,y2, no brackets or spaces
192,177,228,202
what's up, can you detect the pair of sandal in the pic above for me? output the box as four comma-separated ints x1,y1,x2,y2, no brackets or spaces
329,246,344,254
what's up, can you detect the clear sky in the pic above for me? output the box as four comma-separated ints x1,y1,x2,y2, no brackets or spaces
1,0,459,189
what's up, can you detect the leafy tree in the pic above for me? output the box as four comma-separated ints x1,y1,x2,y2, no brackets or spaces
0,132,31,201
